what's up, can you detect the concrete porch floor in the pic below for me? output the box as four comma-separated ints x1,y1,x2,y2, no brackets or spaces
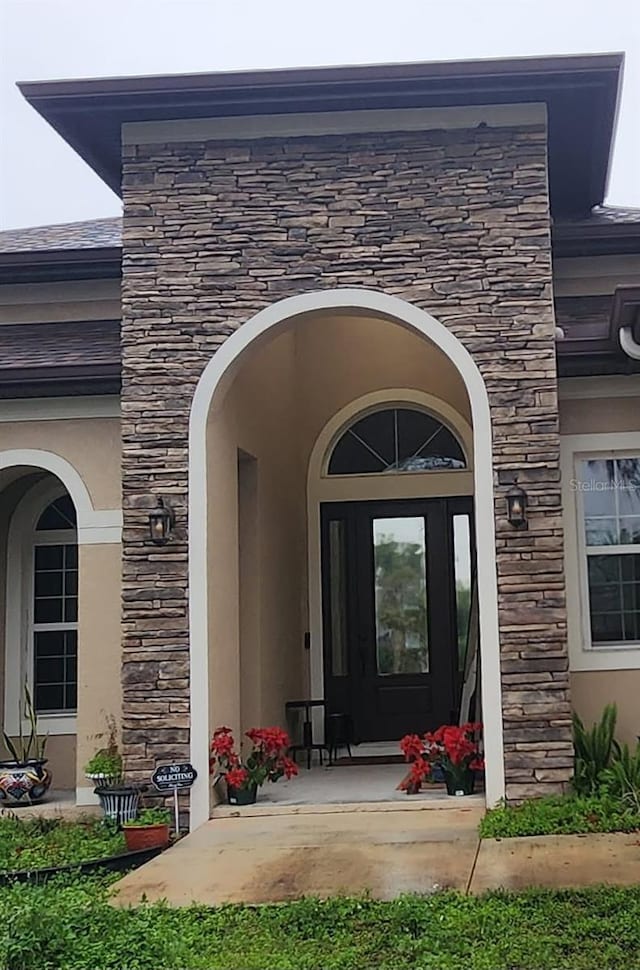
0,790,100,819
214,762,469,810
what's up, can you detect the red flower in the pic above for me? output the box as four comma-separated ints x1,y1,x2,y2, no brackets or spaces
402,722,483,776
400,734,425,762
246,726,291,755
399,756,430,792
282,757,298,780
226,766,249,790
210,726,236,758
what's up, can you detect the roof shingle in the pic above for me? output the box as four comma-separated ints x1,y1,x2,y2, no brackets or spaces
0,217,122,253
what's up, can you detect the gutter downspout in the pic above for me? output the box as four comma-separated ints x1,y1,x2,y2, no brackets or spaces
620,326,640,360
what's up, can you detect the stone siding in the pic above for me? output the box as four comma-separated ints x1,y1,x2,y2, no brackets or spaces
121,122,573,801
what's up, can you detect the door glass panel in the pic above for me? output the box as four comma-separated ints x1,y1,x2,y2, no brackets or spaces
328,519,348,676
453,514,472,671
373,517,429,675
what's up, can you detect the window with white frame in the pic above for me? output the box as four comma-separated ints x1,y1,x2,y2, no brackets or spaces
31,493,78,713
576,455,640,646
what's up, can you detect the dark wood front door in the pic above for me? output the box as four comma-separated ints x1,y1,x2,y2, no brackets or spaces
321,498,473,742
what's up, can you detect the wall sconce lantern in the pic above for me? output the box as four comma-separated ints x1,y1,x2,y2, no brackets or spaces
506,482,528,529
148,497,175,545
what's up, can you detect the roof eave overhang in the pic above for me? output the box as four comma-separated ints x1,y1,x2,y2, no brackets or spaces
552,223,640,258
0,247,121,284
18,53,624,216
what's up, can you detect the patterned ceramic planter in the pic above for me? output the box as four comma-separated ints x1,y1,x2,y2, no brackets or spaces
0,760,52,805
86,771,123,790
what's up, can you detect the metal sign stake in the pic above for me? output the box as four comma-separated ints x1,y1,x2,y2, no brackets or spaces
173,786,180,837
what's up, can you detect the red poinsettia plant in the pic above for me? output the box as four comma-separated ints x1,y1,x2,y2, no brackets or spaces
209,726,298,792
399,722,484,795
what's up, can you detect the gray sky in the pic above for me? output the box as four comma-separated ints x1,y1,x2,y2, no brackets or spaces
1,0,639,230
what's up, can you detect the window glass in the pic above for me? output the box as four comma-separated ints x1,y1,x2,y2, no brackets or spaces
328,407,466,475
328,519,348,677
579,457,640,646
373,517,429,675
36,496,77,531
453,514,473,671
32,503,78,713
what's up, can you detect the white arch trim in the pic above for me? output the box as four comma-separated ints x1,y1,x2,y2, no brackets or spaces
189,288,505,830
0,450,122,544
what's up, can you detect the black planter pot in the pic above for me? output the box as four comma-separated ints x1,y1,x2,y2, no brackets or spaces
94,784,146,824
227,783,258,806
0,759,52,805
443,768,476,797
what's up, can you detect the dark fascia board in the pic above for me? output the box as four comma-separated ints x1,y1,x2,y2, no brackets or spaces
18,53,624,216
552,222,640,258
558,353,640,378
0,364,121,400
0,376,121,399
0,247,121,284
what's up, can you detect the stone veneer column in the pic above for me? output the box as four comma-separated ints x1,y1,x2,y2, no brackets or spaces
121,122,573,802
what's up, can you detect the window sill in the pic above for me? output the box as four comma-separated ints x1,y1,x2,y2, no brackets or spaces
3,714,77,737
570,646,640,672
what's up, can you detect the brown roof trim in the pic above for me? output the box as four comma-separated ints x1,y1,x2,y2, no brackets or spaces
0,247,121,283
552,222,640,258
19,53,624,216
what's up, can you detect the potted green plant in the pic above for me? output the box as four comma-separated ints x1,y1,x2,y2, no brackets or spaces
209,726,298,805
0,684,51,805
85,716,123,788
123,807,171,851
399,722,484,796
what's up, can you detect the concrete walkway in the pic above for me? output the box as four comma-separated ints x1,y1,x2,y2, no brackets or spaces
112,803,640,907
113,801,484,905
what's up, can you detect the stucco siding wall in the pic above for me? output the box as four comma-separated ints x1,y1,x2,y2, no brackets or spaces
571,670,640,747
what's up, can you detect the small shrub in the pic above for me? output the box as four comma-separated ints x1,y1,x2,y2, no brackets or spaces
572,703,619,795
602,741,640,812
124,807,171,827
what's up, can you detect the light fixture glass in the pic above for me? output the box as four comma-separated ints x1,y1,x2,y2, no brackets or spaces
148,498,174,545
506,484,527,529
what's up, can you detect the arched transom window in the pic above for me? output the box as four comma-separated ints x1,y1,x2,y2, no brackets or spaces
327,407,466,476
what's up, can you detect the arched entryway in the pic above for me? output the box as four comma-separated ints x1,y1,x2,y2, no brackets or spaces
189,289,503,830
0,449,122,802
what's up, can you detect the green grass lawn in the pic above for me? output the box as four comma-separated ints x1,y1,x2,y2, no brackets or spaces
5,874,640,970
480,793,640,839
0,816,125,871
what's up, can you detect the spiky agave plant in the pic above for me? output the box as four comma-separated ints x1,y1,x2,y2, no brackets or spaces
572,703,619,795
2,684,48,764
601,741,640,813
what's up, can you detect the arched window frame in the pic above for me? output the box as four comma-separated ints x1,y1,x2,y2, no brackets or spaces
4,479,78,737
324,402,470,478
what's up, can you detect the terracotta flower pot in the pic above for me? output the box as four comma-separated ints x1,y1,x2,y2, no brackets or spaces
0,759,52,805
227,783,258,806
124,823,170,852
443,767,476,797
